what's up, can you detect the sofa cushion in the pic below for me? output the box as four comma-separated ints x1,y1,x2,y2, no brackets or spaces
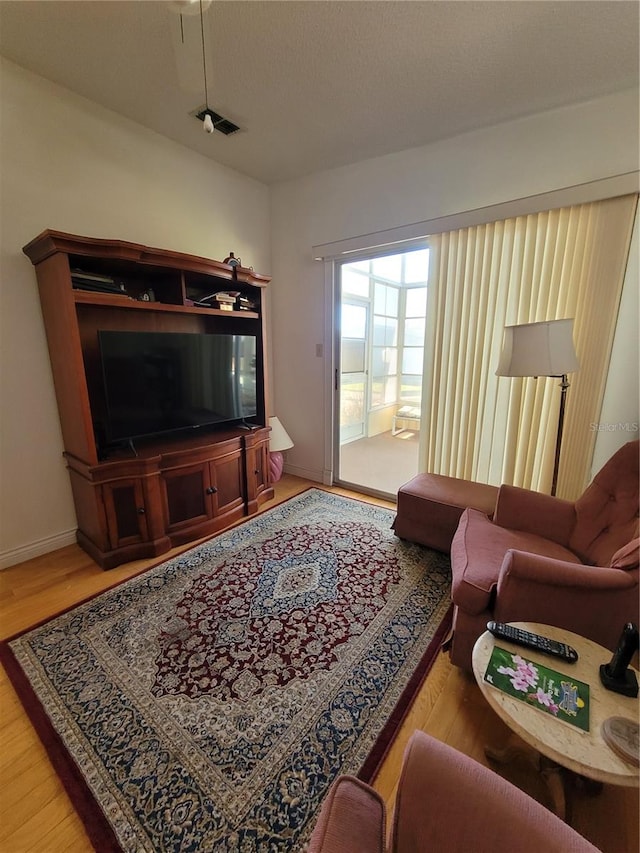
451,508,581,615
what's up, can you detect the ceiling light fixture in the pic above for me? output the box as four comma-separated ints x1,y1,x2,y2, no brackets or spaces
170,0,240,137
197,0,214,134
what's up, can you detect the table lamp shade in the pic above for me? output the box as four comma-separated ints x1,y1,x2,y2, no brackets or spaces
496,319,579,378
268,417,294,452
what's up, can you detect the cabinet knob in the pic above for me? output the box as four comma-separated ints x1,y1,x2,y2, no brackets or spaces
255,470,259,475
137,507,146,515
206,486,217,495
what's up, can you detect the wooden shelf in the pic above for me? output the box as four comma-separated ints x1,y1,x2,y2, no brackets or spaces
72,289,259,318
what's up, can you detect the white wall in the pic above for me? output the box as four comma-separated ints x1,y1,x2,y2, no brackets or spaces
0,59,270,567
270,89,640,484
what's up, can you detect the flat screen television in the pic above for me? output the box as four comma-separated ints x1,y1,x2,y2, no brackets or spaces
97,329,258,446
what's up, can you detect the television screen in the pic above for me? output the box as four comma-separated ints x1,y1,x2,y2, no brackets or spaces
98,330,257,444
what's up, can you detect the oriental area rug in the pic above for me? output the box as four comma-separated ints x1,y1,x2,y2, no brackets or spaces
1,488,452,852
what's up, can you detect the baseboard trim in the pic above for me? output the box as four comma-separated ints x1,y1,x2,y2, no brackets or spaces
283,464,324,483
0,529,77,570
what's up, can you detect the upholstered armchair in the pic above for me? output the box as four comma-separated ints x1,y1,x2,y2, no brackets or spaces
307,731,598,852
449,440,639,671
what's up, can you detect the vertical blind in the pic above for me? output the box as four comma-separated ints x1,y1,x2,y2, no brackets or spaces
419,193,638,499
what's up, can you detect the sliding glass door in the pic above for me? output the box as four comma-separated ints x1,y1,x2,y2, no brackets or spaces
335,247,429,498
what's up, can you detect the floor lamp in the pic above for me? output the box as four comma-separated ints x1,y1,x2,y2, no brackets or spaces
496,319,579,496
268,416,294,482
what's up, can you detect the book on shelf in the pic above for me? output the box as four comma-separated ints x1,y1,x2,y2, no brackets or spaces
71,270,126,295
484,645,590,732
71,270,116,283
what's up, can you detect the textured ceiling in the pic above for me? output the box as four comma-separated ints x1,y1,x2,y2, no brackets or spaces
0,1,638,184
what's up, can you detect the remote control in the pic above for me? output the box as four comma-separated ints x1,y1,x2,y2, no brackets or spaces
486,622,579,663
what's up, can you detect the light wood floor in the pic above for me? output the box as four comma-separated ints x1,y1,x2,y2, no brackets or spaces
1,475,637,852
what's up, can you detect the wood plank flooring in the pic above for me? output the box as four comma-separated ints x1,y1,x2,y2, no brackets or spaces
1,475,637,852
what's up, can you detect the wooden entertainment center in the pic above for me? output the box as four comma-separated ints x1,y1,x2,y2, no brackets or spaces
23,231,275,569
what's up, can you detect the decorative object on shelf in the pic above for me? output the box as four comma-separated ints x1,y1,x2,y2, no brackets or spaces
211,290,238,310
268,416,294,482
236,294,257,312
191,290,239,310
496,318,579,496
223,252,241,267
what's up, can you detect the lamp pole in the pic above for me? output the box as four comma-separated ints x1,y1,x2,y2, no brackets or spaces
551,374,570,497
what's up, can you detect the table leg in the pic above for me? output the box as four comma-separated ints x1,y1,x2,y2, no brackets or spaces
484,733,568,821
485,732,538,770
540,757,567,822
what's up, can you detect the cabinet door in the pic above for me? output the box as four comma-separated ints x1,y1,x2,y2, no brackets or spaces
245,435,272,514
210,451,245,521
253,438,270,497
102,479,149,550
162,463,212,533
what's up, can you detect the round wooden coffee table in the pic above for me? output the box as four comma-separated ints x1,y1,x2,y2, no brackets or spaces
472,622,639,819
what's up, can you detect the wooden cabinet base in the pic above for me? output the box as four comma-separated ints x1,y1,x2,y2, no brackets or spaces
77,530,173,571
67,428,274,570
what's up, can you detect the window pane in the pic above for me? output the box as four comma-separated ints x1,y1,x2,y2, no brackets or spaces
349,260,370,272
374,282,398,316
372,315,386,346
404,317,425,346
404,249,430,283
385,317,398,346
373,317,398,346
341,304,367,338
342,339,366,373
383,375,398,404
400,375,422,404
402,347,424,373
405,286,428,317
371,254,402,283
370,378,384,407
341,266,370,298
372,347,397,376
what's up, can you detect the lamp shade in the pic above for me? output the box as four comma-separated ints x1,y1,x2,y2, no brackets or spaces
268,417,294,452
496,319,579,378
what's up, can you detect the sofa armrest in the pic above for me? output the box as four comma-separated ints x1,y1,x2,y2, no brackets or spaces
392,732,598,853
493,485,576,547
494,550,639,652
307,776,385,853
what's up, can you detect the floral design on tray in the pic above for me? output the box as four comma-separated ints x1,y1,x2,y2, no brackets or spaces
484,646,590,732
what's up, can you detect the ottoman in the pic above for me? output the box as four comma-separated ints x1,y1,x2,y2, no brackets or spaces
392,473,498,553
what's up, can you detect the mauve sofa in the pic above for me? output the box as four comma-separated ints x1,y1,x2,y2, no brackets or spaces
307,730,599,852
449,440,640,671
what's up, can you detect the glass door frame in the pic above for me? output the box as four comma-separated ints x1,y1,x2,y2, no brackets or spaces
331,241,430,494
